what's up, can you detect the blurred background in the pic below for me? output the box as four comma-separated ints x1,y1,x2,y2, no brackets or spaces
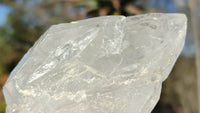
0,0,199,113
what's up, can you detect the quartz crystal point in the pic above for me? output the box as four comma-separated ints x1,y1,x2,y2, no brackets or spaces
3,13,187,113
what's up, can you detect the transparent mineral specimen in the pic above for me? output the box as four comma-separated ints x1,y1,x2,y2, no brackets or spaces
3,13,187,113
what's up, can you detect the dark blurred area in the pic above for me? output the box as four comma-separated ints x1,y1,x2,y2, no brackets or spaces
0,0,199,113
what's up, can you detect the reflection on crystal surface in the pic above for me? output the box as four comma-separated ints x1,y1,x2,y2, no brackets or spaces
3,13,187,113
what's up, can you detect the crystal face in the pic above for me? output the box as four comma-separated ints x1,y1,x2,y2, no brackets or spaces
3,13,187,113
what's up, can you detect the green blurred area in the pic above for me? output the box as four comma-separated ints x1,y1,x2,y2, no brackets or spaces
0,0,198,113
0,101,6,113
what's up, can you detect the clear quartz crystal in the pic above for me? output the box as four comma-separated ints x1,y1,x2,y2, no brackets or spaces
3,13,187,113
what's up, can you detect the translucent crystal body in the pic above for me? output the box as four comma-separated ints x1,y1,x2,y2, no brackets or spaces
3,13,187,113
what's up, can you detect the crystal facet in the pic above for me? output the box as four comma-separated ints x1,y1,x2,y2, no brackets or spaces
3,13,187,113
